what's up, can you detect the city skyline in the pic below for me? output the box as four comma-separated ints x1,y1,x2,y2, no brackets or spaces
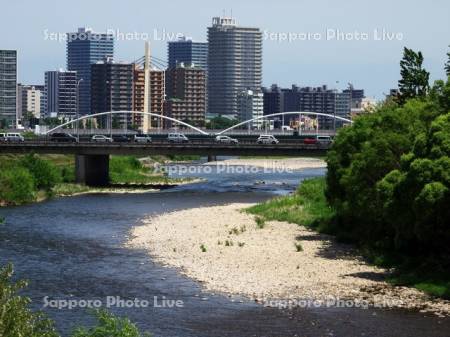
2,0,449,99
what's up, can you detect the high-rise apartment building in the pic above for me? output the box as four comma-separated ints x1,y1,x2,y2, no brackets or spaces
0,50,17,127
91,59,134,127
133,65,165,130
67,27,114,115
168,36,208,71
165,63,206,127
207,17,262,117
44,70,77,119
237,90,264,129
17,84,44,121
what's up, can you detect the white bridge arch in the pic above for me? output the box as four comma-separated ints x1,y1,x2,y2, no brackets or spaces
217,112,353,135
46,111,353,136
45,111,209,135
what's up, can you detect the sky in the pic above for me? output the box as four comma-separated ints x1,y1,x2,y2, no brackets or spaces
1,0,449,99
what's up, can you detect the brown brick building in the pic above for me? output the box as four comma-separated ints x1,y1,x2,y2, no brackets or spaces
164,63,206,127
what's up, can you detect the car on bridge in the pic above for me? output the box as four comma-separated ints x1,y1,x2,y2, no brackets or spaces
257,135,279,145
168,133,189,143
50,133,78,143
215,135,238,144
92,135,113,143
112,135,130,143
317,135,333,145
134,134,152,143
0,133,6,142
6,133,24,142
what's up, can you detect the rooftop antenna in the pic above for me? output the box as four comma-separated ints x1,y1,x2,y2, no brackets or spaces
231,8,233,18
222,9,225,17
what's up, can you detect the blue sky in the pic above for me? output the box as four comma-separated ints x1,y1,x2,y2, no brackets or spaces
2,0,449,98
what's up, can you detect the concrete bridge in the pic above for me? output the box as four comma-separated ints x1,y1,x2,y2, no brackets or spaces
0,111,348,186
0,140,330,186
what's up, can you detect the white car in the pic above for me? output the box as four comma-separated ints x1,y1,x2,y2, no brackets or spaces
6,133,24,142
257,135,279,145
317,135,333,144
168,133,189,143
92,135,113,143
134,134,152,143
0,133,6,142
215,135,238,144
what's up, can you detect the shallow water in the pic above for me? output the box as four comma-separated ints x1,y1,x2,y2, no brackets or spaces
0,163,448,336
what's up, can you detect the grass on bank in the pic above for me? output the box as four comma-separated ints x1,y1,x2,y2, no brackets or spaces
246,177,450,299
246,177,335,232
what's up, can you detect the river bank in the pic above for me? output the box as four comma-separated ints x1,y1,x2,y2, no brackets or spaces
129,202,450,317
208,157,326,170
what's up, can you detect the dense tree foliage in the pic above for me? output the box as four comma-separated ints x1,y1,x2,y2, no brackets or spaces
326,79,450,259
445,46,450,77
20,154,61,191
398,48,430,105
0,167,35,205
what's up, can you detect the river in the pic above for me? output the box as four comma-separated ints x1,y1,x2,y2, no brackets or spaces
0,161,448,337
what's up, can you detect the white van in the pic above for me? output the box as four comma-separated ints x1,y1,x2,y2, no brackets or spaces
6,133,24,142
0,133,6,142
168,133,189,143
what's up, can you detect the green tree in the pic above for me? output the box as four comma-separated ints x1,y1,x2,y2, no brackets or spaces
445,46,450,77
0,264,59,337
398,47,430,105
0,167,35,205
20,154,61,191
71,310,152,337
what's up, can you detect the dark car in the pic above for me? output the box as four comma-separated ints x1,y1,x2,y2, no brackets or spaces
49,133,78,143
112,135,130,143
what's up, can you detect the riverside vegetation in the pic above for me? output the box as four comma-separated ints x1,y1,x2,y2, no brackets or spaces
0,154,189,205
249,47,450,299
0,264,151,337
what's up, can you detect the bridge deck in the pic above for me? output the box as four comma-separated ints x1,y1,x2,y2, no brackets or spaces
0,141,329,157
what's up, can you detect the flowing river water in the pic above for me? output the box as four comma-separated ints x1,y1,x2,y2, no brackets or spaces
0,162,449,337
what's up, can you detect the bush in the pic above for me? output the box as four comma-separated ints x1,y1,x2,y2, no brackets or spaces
0,167,35,205
0,264,59,337
20,154,61,191
71,310,152,337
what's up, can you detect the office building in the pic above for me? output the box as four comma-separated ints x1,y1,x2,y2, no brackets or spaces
165,63,206,127
207,17,262,117
67,27,114,115
0,50,17,127
91,58,134,127
168,36,208,71
44,70,77,119
237,89,264,129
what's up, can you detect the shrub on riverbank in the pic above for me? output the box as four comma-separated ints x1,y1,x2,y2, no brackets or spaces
0,263,152,337
0,155,61,205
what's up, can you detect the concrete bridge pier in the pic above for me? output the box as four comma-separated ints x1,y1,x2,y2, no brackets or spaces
207,155,217,162
75,154,110,187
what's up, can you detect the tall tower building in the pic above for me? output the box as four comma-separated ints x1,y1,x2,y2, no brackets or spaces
0,50,17,127
168,36,208,71
44,70,77,119
91,58,134,127
66,27,114,115
207,17,262,117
